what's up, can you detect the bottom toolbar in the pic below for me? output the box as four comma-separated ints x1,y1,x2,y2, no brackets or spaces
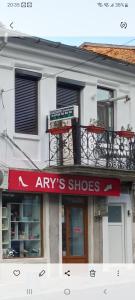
0,264,135,299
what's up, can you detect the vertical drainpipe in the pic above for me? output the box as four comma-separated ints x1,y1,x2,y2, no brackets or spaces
59,194,62,263
102,197,109,263
131,183,135,262
0,191,2,260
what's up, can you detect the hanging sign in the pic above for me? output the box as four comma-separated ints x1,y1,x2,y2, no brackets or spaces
8,169,120,196
49,105,78,122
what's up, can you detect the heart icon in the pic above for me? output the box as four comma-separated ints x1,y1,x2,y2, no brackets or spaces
13,270,21,277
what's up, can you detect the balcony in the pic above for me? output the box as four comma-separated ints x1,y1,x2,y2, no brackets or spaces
48,125,135,170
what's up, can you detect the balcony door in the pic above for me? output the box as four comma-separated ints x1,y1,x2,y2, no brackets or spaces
56,81,82,165
62,196,88,263
97,86,114,131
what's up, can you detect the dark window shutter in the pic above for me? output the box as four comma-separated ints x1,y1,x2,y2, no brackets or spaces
57,83,80,109
15,74,38,134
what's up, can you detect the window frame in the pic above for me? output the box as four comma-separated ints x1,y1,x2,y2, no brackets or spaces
97,86,114,131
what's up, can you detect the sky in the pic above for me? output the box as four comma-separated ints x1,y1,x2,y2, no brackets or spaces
0,0,135,46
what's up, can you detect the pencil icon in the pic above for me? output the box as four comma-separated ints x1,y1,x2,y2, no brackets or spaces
39,270,46,277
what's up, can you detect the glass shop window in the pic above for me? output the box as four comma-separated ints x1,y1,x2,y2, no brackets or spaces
2,193,42,259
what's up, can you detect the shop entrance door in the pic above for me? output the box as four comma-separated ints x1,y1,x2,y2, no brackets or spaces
108,204,125,263
62,197,88,263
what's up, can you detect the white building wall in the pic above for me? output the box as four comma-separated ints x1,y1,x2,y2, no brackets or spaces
0,46,135,170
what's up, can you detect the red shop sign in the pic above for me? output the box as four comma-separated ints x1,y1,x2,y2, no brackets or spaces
8,170,120,196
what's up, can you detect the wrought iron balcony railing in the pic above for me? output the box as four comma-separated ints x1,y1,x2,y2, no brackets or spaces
48,125,135,170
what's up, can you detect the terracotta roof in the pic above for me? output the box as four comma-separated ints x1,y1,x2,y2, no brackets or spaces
80,43,135,65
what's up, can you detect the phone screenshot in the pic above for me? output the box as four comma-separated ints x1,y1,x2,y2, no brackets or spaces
0,0,135,299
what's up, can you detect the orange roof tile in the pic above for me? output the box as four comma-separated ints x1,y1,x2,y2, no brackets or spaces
80,44,135,64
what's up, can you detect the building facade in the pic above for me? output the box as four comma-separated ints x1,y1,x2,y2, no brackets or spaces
0,36,135,263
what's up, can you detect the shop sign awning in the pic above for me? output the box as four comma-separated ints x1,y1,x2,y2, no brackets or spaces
8,169,120,196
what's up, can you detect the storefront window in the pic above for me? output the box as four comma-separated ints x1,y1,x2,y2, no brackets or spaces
2,193,42,259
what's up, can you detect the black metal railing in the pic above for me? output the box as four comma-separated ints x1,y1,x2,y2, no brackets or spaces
48,125,135,170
